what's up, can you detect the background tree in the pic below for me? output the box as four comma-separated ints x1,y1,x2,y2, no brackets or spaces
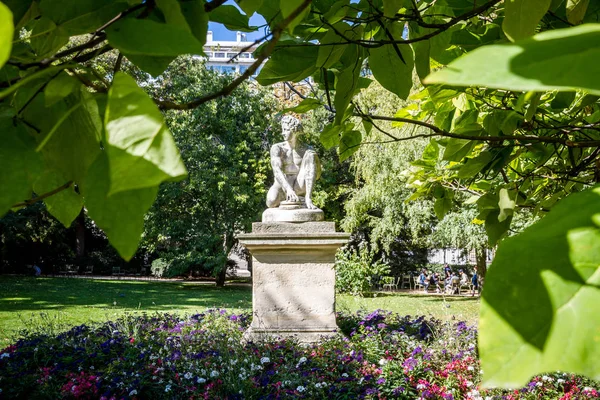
142,56,277,285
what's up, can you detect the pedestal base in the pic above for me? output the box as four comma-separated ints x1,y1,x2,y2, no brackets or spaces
238,222,349,344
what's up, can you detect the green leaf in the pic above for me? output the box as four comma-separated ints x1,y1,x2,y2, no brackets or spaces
257,43,318,85
34,170,82,227
0,119,43,216
107,18,204,56
281,98,322,113
209,5,255,32
39,0,129,35
124,53,175,76
434,196,452,219
281,0,310,34
180,0,208,45
105,73,187,195
383,0,405,18
320,123,341,149
566,0,590,24
425,24,600,96
457,151,493,178
369,26,414,99
44,71,80,107
442,138,475,161
480,185,600,387
503,0,551,41
484,209,511,245
338,129,361,161
236,0,263,15
30,17,69,58
317,24,351,68
0,2,13,69
23,88,101,183
497,188,516,222
334,62,361,125
550,91,576,109
82,153,158,260
156,0,189,28
3,0,35,29
421,140,439,162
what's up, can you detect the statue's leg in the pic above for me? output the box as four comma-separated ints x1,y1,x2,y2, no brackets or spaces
266,182,285,208
296,150,321,209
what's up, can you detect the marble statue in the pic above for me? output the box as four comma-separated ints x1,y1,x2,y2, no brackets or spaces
266,115,322,210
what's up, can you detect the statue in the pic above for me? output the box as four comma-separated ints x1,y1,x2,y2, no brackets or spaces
266,115,322,210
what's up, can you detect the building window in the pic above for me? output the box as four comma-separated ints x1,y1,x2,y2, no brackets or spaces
205,52,212,57
214,52,225,58
240,52,251,59
226,52,237,59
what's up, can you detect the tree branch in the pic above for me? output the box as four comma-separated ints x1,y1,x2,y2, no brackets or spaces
156,0,314,110
12,181,74,208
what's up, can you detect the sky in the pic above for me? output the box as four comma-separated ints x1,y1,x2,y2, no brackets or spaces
208,1,267,41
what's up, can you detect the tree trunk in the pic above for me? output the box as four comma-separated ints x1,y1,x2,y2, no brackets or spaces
475,245,487,287
215,231,235,287
75,209,86,259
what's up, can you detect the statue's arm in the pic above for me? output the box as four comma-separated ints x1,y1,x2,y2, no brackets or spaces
270,145,295,196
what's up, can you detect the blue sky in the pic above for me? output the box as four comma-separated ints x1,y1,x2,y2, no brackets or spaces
208,1,267,41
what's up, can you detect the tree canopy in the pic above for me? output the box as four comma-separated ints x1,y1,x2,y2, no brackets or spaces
1,0,599,388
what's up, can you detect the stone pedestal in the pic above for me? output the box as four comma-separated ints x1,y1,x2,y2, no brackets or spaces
238,221,349,344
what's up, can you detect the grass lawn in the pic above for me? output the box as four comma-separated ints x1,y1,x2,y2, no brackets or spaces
0,276,479,345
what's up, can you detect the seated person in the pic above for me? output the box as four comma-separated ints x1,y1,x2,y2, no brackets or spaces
450,273,461,294
418,269,428,291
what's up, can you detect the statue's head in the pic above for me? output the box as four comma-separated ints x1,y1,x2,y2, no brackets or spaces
280,115,302,140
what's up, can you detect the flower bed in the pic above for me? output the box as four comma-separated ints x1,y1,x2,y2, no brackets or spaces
0,309,598,399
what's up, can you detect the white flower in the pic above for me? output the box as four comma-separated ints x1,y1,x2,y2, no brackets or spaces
260,357,270,364
341,373,349,378
542,375,553,382
210,370,219,378
467,366,475,371
298,357,307,364
535,382,543,387
583,387,593,393
557,378,565,384
283,380,291,386
129,390,138,396
466,381,473,387
416,384,426,390
165,384,172,393
184,372,193,379
197,378,206,384
378,358,387,366
296,386,306,393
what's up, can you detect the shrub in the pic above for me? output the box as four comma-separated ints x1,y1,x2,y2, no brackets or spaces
335,246,390,296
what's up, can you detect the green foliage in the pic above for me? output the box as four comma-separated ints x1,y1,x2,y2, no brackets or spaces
0,1,12,69
335,245,390,296
480,185,600,387
425,24,600,95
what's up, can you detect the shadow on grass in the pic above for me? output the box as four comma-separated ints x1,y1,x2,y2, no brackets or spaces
0,276,252,312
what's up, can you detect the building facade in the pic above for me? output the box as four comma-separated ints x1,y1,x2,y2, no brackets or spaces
201,31,260,75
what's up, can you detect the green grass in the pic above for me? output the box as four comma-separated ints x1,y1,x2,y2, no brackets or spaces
0,276,480,345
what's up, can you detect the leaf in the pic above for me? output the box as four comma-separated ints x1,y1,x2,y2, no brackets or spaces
457,151,493,178
257,43,318,85
23,88,101,183
39,0,129,35
320,123,341,149
156,0,189,28
484,209,512,245
209,5,255,32
434,196,453,219
317,24,351,68
44,72,80,107
333,62,361,125
281,98,322,113
550,91,576,109
338,129,361,161
82,152,158,260
280,0,310,34
0,119,43,216
0,1,13,69
480,185,600,388
30,17,69,58
502,0,551,41
106,18,204,56
383,0,406,18
236,0,263,15
497,188,516,222
566,0,590,24
421,140,439,162
124,53,175,76
104,73,187,195
180,0,208,45
34,170,83,227
442,138,475,161
369,25,414,99
425,24,600,96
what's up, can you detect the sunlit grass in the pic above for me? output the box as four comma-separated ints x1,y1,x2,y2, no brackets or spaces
0,276,480,346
